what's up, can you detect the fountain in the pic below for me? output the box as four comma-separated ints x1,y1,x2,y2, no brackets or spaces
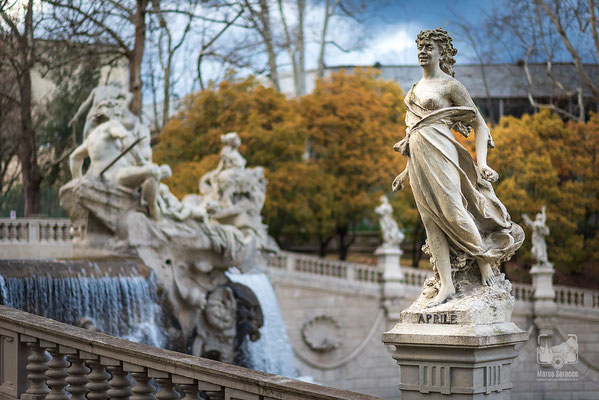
0,85,288,373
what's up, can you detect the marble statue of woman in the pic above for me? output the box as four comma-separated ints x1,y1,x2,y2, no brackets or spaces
393,28,524,306
522,206,550,264
375,195,404,247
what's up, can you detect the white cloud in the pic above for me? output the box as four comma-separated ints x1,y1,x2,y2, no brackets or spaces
322,22,423,67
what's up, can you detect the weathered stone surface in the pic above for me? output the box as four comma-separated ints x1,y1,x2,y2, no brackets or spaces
400,267,514,325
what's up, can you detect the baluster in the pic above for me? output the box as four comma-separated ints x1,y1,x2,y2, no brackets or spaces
43,341,70,400
198,380,223,400
150,370,179,400
124,364,155,400
105,358,133,400
80,352,110,400
1,222,7,240
172,376,199,400
9,223,17,241
62,224,70,241
20,336,50,400
63,349,89,400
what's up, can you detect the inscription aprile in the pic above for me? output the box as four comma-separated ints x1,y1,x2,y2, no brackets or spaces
418,312,457,324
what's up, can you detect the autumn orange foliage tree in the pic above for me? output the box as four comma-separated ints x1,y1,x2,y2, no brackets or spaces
154,70,408,260
298,69,406,259
487,110,599,276
154,77,306,198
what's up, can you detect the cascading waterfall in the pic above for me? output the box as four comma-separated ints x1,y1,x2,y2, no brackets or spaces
226,271,298,378
0,273,166,348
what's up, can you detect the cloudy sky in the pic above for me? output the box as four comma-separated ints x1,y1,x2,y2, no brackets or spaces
303,0,491,68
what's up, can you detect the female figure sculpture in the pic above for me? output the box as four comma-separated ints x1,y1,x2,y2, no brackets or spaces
375,195,405,247
393,28,523,306
522,206,550,264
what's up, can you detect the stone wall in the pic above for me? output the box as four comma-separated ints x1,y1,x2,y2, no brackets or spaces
268,252,599,400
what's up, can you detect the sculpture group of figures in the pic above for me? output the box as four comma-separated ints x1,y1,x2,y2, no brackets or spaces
60,83,274,363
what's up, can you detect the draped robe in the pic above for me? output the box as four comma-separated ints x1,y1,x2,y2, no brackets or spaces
395,88,524,266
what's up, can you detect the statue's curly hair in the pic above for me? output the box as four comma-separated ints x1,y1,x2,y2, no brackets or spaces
416,28,458,77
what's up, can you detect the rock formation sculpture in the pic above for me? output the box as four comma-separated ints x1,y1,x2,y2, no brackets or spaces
392,28,524,315
374,195,404,248
60,91,273,362
522,206,550,265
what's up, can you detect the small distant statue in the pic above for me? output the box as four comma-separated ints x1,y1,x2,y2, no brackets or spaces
199,132,267,232
69,82,133,140
522,206,550,264
375,195,404,247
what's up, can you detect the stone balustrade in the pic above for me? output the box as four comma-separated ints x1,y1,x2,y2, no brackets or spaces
268,251,383,284
268,252,599,313
512,282,534,302
0,218,72,243
0,305,381,400
0,218,73,258
554,284,599,309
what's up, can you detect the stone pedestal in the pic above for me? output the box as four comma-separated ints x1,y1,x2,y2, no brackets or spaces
530,262,556,336
375,246,403,299
382,322,528,399
530,262,556,315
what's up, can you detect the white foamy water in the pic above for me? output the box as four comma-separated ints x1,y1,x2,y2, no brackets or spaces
226,271,298,378
0,273,165,348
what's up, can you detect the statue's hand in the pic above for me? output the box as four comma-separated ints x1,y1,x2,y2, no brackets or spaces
478,164,499,183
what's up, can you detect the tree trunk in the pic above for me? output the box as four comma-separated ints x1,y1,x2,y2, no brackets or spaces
17,0,42,216
19,69,42,216
129,0,149,116
162,50,172,129
318,236,332,258
296,0,306,95
337,225,355,261
259,0,279,91
317,0,337,78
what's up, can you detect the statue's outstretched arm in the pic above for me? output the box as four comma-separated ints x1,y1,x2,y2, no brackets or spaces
69,143,89,179
69,90,95,127
449,80,498,182
521,213,533,227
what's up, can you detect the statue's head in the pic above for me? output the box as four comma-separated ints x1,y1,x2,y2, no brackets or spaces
380,195,389,204
159,164,172,180
416,28,457,77
93,99,121,122
535,212,544,222
205,287,236,331
221,132,241,149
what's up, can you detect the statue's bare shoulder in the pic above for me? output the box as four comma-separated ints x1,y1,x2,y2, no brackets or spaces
444,76,476,108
